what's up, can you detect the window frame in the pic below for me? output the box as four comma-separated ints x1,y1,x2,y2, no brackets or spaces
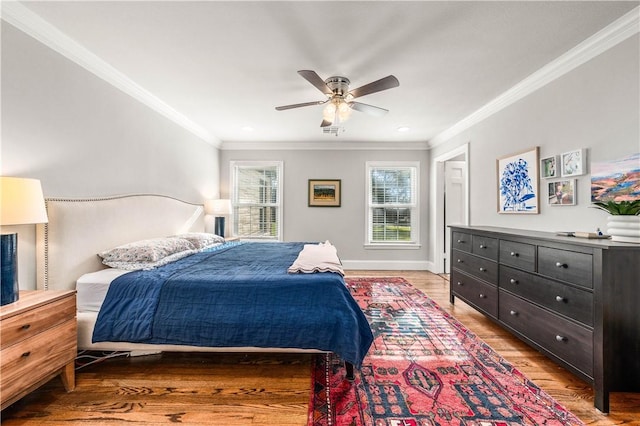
365,161,420,249
230,160,283,241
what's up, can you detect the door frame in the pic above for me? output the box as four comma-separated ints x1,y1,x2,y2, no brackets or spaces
432,143,470,273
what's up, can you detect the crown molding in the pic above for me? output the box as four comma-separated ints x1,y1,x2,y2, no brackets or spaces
428,6,640,149
1,2,220,148
220,140,430,151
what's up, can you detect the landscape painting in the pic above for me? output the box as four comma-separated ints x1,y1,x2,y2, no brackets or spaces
591,153,640,202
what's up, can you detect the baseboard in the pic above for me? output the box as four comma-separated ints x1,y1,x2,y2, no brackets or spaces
342,260,435,271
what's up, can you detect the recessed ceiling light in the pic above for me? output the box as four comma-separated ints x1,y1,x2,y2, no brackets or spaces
397,126,410,132
242,126,254,132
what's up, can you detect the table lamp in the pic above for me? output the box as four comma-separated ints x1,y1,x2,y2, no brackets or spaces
1,177,48,305
205,199,231,238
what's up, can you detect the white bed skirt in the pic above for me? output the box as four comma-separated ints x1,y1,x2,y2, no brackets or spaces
77,312,323,355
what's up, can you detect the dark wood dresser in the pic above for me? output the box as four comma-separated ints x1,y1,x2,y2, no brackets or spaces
449,225,639,413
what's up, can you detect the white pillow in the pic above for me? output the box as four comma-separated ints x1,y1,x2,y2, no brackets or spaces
98,237,196,263
173,232,225,250
102,250,197,271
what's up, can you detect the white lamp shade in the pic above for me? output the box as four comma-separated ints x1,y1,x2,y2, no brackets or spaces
1,177,48,225
204,199,231,215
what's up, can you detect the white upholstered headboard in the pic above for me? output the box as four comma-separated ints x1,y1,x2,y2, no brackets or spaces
36,194,205,291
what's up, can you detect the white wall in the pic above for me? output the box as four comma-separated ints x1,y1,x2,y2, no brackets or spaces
430,34,639,250
1,23,219,289
220,149,431,269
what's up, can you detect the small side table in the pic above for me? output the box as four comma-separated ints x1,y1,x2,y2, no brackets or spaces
1,290,77,409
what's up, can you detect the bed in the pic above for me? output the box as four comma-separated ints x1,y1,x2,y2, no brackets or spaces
35,194,373,373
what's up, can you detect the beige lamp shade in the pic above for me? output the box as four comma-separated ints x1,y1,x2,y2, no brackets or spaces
0,177,48,225
205,199,232,215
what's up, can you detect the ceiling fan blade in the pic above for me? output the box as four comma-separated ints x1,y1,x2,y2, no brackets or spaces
320,119,333,127
275,100,325,111
298,70,333,96
349,75,399,99
349,101,389,117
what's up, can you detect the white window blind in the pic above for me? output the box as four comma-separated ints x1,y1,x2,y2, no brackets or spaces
231,161,282,240
366,162,419,246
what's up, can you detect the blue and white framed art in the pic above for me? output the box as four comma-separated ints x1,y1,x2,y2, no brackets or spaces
497,147,539,214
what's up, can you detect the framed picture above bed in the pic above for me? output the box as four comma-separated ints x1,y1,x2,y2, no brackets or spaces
308,179,341,207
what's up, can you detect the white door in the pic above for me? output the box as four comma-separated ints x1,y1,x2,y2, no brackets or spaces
444,161,467,273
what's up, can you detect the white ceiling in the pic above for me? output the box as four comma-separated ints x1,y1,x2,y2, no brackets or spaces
9,1,639,147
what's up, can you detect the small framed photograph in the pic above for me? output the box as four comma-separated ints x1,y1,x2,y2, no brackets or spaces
561,149,586,177
308,179,341,207
548,179,576,205
540,155,559,179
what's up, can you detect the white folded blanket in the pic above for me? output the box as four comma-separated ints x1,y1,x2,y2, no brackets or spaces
288,240,344,276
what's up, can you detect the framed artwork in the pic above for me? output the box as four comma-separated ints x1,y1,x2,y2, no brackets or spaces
548,179,576,206
497,147,539,214
591,152,640,202
561,149,586,177
540,155,559,179
308,179,341,207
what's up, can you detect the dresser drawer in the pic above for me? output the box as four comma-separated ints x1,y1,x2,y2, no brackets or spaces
1,295,76,350
472,235,499,260
452,250,497,283
0,319,77,402
452,231,472,253
499,265,593,325
538,247,593,288
451,270,498,318
499,290,593,377
499,240,535,272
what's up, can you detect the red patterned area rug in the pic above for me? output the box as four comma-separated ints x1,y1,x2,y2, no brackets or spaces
308,277,584,426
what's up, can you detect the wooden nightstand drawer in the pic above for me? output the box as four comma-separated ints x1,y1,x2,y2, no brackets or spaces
1,295,75,350
0,290,77,410
1,319,76,401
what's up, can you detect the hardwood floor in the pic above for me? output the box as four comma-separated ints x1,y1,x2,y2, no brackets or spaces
2,271,639,425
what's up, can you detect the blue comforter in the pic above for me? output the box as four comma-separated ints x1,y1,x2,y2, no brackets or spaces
93,242,373,368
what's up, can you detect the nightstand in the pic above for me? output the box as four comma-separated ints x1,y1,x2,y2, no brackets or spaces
1,290,77,409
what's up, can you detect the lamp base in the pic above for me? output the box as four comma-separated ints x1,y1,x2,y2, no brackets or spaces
214,217,226,238
1,233,19,306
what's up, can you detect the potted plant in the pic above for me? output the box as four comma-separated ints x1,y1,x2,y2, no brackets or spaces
592,200,640,243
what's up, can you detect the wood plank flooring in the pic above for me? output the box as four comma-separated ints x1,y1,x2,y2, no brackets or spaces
2,270,639,424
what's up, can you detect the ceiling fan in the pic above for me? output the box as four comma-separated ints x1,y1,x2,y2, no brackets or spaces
275,70,399,128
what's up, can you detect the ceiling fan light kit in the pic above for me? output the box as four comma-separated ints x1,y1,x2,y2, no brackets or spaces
276,70,399,132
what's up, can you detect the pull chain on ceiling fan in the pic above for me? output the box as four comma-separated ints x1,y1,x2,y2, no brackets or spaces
275,70,399,128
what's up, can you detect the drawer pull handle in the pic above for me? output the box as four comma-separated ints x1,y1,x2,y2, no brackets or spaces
479,244,485,249
479,267,485,272
479,293,486,299
20,324,31,330
510,278,518,284
457,281,463,286
457,239,464,243
556,262,567,268
21,351,31,358
555,335,567,342
555,296,565,302
510,251,518,257
457,259,463,263
509,310,517,316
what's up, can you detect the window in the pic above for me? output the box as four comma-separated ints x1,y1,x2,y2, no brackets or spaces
231,161,283,240
366,161,419,247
